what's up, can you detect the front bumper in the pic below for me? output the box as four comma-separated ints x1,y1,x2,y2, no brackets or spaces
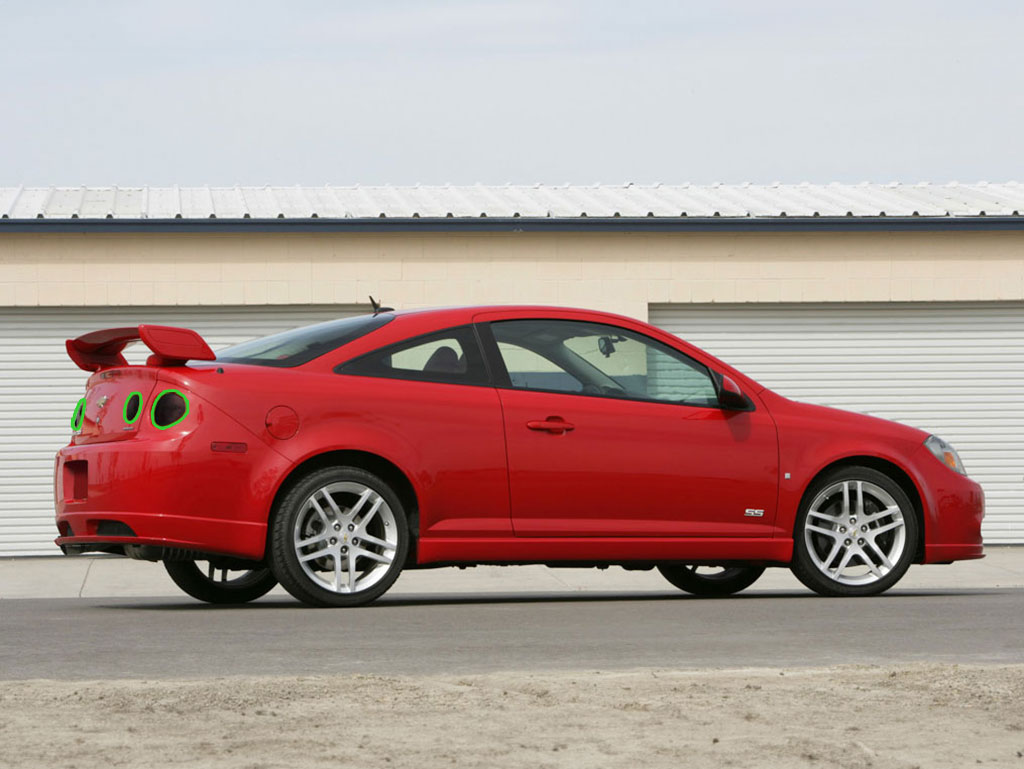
913,444,985,564
923,542,984,563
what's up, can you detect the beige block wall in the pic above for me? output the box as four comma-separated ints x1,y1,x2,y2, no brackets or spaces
0,230,1022,320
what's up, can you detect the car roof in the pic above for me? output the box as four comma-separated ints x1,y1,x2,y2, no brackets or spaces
308,304,660,366
386,304,641,325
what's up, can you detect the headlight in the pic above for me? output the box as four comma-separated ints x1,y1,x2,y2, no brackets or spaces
924,435,966,475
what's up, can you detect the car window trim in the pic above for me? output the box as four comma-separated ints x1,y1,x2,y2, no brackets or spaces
474,322,512,387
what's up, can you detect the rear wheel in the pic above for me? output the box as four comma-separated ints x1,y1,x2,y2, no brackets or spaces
791,466,918,597
270,466,409,607
658,564,765,596
163,560,277,604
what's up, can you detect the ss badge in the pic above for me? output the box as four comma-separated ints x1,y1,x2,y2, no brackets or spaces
744,509,765,517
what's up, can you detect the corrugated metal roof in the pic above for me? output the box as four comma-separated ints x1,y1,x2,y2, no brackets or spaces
1,182,1022,221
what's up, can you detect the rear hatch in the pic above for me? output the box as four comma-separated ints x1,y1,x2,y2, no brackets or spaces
74,367,161,445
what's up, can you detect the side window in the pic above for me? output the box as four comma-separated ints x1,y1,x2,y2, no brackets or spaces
496,341,583,393
490,319,719,407
336,325,489,385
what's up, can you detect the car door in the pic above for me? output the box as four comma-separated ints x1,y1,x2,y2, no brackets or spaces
480,316,780,538
334,324,512,539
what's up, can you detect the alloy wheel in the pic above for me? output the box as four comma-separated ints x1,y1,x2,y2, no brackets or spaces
803,479,907,586
292,481,400,594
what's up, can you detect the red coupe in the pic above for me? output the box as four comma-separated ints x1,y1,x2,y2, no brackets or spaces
54,305,984,606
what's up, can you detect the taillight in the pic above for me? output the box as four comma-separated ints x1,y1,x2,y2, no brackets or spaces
150,389,190,429
70,397,86,431
123,391,143,425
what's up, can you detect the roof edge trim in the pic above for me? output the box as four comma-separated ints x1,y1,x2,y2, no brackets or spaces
1,216,1023,234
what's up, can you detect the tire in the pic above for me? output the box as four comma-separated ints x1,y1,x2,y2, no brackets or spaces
269,466,409,607
791,465,919,597
163,560,277,604
657,564,765,596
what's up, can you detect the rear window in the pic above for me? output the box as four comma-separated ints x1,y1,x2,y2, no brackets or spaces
216,314,394,368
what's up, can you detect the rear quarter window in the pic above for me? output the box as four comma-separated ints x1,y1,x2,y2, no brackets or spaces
335,325,489,385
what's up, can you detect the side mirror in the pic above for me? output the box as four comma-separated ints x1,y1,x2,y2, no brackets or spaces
717,374,750,410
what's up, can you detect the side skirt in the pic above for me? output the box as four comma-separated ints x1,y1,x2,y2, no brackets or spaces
417,536,793,567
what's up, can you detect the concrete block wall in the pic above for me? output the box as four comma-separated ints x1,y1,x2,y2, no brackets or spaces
0,230,1022,320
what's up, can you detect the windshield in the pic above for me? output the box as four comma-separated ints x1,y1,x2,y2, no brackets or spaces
216,314,394,367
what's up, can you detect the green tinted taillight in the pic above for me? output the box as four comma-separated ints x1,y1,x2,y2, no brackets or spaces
150,389,189,430
70,397,86,432
123,391,143,425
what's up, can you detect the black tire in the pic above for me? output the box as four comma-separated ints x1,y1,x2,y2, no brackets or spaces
657,564,765,596
163,560,277,604
790,465,919,597
269,466,409,607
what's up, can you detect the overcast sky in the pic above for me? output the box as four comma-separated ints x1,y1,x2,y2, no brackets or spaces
1,1,1021,186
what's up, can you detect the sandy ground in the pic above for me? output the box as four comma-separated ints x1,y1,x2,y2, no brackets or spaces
2,665,1023,769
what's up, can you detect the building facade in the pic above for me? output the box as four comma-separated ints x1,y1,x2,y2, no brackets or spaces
2,183,1022,555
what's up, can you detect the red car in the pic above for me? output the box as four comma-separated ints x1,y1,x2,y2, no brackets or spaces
54,305,984,607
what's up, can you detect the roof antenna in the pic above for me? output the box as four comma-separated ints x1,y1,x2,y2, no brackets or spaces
368,295,394,316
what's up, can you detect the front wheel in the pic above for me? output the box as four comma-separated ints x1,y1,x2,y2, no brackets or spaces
269,466,409,607
163,560,277,604
657,564,765,596
791,466,919,597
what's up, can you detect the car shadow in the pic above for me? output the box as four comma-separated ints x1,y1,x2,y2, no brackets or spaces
374,587,1005,607
94,587,1007,611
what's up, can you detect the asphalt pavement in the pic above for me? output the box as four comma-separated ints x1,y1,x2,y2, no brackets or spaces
2,589,1023,681
2,549,1022,680
2,548,1024,680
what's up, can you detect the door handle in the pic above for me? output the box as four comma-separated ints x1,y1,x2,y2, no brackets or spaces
526,417,575,434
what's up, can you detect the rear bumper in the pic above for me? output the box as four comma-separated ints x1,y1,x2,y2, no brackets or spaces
55,423,291,561
55,512,267,559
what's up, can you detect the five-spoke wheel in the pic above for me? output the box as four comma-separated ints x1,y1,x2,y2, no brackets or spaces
270,466,409,607
791,466,918,596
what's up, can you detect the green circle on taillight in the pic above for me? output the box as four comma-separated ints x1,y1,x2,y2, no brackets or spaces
70,397,86,431
150,389,190,430
123,391,143,425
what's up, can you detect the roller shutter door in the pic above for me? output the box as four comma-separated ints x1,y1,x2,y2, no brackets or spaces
650,302,1024,544
0,304,363,556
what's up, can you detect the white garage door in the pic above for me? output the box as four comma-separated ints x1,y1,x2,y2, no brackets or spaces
0,304,364,557
650,302,1024,544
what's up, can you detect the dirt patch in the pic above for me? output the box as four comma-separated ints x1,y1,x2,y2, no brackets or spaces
2,665,1024,768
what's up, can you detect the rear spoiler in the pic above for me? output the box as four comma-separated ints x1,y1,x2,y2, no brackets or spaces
66,325,216,372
